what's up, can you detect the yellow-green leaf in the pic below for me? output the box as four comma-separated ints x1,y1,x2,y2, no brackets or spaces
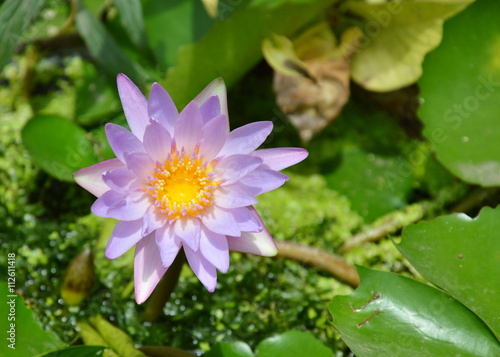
78,315,146,357
347,0,475,92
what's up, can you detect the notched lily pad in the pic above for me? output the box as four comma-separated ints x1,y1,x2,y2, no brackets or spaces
419,0,500,186
399,206,500,338
329,267,500,356
22,115,98,182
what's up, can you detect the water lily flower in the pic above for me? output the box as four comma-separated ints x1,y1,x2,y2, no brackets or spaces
74,74,308,304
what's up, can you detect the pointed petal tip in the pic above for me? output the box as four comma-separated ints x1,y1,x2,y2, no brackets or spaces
228,231,278,256
135,290,148,305
212,77,225,86
150,82,169,96
194,78,228,117
253,147,309,171
116,73,132,86
74,159,125,197
292,148,309,165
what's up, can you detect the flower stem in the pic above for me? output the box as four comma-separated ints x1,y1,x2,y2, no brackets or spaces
275,240,360,288
143,253,185,322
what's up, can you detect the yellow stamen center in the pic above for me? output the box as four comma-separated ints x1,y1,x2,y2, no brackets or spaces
147,148,219,220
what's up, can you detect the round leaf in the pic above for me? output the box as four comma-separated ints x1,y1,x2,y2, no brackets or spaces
419,1,500,186
329,267,500,356
0,283,65,357
22,115,98,182
399,206,500,338
205,341,254,357
256,331,333,357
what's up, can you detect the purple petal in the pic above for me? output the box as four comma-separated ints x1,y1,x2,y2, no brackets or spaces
74,158,125,197
227,209,277,256
201,205,241,236
117,73,149,140
105,219,144,259
148,82,178,135
228,230,278,256
199,114,229,161
184,246,218,292
155,224,182,268
174,101,203,153
199,227,229,273
124,152,154,179
106,191,151,221
91,190,125,217
239,169,289,195
143,120,172,163
218,121,273,157
142,205,166,236
134,233,167,304
105,123,145,163
173,217,201,252
213,154,262,186
193,78,228,118
213,184,258,208
199,95,221,124
102,167,140,192
252,148,308,171
230,206,263,233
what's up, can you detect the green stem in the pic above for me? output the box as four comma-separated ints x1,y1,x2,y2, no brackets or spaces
143,252,185,322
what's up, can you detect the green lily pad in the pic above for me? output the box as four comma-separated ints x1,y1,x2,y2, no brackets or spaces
22,115,98,182
347,0,474,92
256,330,334,357
205,331,333,357
205,341,254,357
419,0,500,186
399,206,500,338
0,283,65,357
329,267,500,356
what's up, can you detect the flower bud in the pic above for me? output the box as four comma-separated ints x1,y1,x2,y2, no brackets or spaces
61,247,95,306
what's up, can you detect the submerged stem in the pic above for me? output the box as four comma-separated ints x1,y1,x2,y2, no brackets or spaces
143,253,185,322
275,240,360,288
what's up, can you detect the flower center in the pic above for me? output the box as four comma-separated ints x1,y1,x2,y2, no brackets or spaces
147,149,219,220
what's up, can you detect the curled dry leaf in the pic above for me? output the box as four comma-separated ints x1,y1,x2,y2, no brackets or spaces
274,57,350,142
264,24,361,141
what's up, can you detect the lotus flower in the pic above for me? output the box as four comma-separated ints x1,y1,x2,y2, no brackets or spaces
74,74,308,304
